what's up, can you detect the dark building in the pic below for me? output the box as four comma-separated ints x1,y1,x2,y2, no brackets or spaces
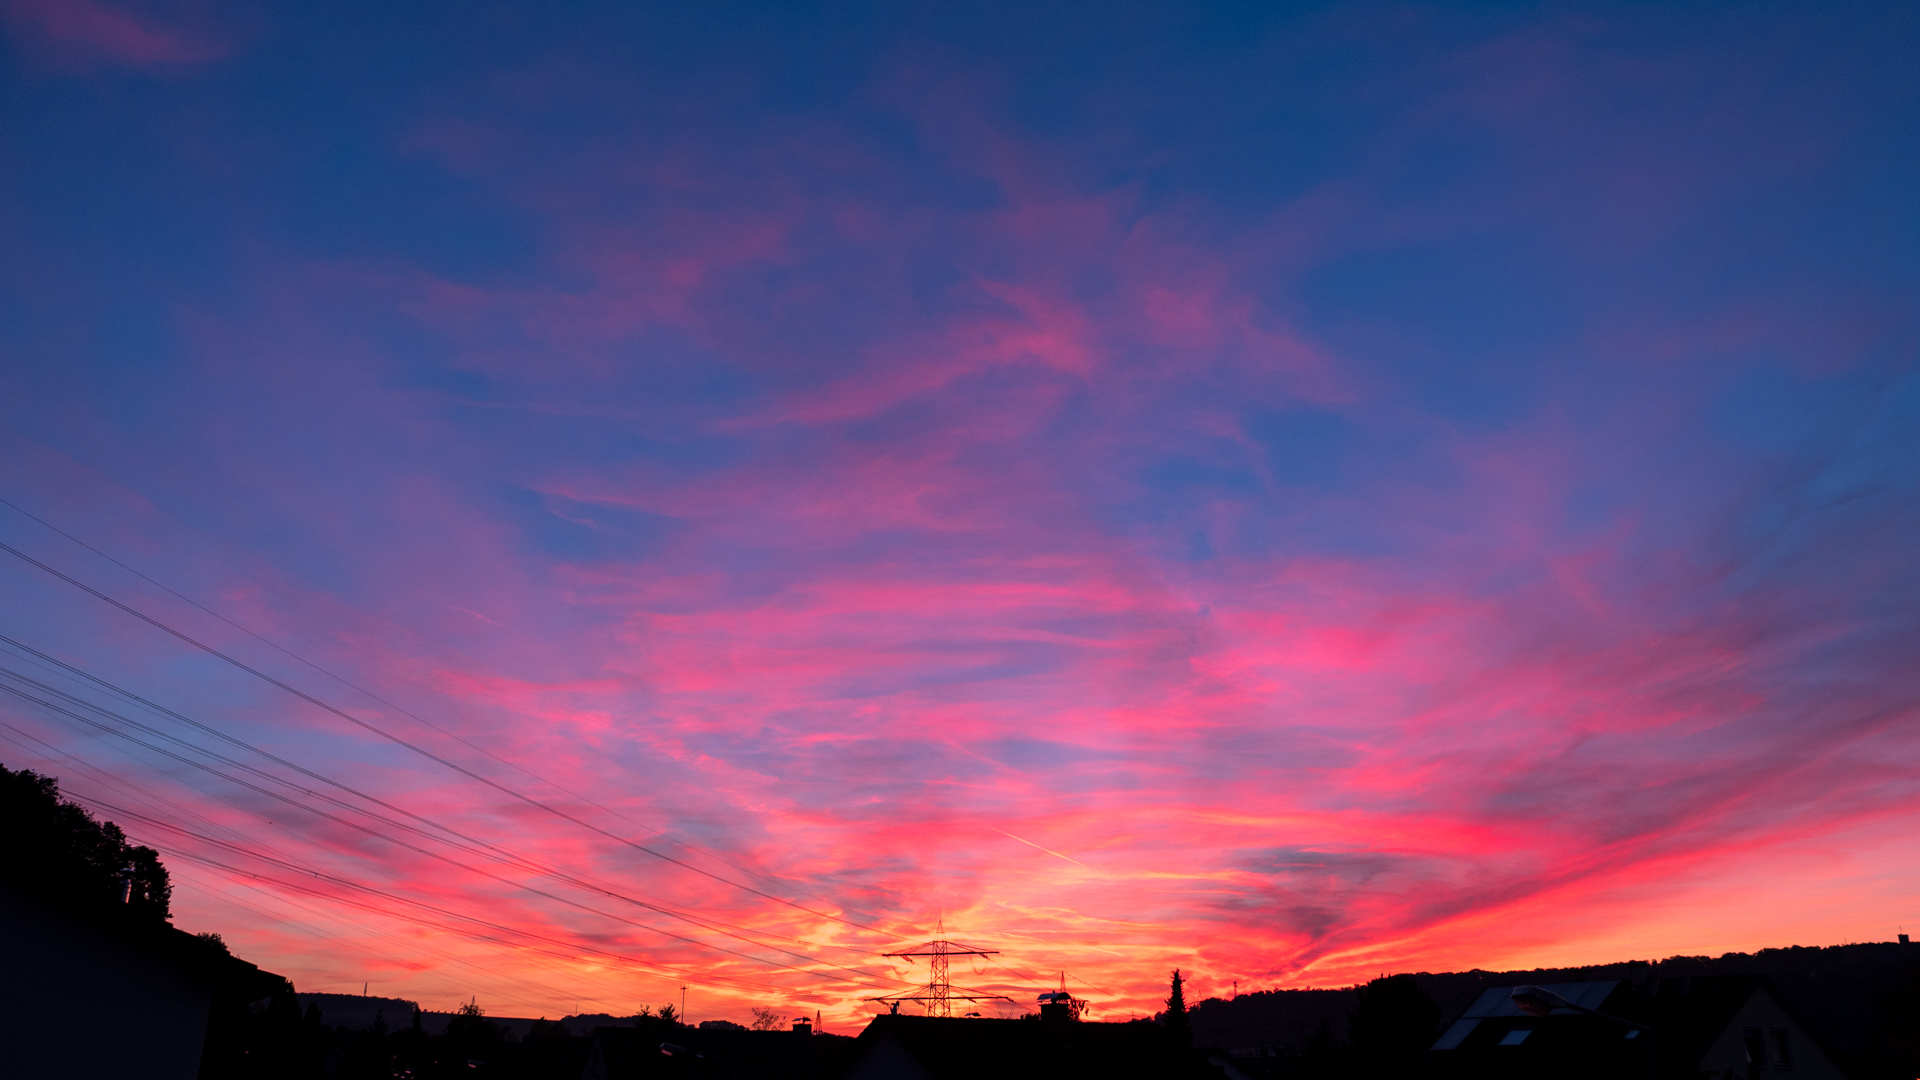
580,1012,1250,1080
582,1022,855,1079
0,881,296,1079
837,1013,1240,1080
1427,975,1847,1080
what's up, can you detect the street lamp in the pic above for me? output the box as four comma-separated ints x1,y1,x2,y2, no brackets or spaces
1509,986,1657,1080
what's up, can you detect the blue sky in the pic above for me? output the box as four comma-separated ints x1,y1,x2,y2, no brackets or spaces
2,0,1918,1020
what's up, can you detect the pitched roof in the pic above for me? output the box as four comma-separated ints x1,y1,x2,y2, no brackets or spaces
585,1024,854,1079
1427,975,1796,1080
842,1014,1228,1080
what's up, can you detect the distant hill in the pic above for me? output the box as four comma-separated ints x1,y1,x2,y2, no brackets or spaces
296,993,552,1038
1187,941,1920,1080
294,998,775,1041
557,1012,630,1031
297,993,422,1032
1189,985,1354,1054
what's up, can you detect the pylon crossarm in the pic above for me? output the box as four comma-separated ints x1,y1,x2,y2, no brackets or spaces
884,945,999,957
874,928,1011,1017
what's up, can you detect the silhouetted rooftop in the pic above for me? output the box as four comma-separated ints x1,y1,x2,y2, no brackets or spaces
839,1014,1232,1080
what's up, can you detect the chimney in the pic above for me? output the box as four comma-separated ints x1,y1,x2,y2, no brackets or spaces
1900,934,1910,945
792,1018,812,1037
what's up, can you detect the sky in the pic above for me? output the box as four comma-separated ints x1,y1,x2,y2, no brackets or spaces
2,0,1919,1027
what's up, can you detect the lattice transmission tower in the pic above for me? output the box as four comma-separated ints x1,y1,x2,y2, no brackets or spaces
867,920,1013,1017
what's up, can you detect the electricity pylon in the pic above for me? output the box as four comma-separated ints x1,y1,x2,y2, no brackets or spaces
867,920,1013,1017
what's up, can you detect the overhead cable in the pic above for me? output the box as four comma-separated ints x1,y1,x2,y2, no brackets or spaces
0,634,889,970
0,496,826,905
0,537,873,932
0,672,895,987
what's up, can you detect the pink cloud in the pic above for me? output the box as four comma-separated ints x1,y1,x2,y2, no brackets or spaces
5,10,1916,1025
3,0,227,68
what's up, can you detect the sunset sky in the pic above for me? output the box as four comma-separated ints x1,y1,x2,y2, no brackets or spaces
2,0,1918,1026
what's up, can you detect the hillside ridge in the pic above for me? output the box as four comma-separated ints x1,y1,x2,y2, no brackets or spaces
1186,940,1919,1080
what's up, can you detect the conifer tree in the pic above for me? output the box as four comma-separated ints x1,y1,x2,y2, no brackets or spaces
1165,969,1193,1048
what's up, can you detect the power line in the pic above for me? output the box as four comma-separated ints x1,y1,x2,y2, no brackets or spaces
0,708,260,847
152,839,804,999
983,954,1115,998
0,496,831,907
56,786,818,998
0,719,665,1012
0,633,891,970
0,536,874,932
173,875,646,1015
0,666,899,987
868,922,1015,1017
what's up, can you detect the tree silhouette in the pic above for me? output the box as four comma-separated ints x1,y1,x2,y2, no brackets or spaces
751,1006,785,1031
1347,974,1440,1079
1301,1016,1352,1080
1165,969,1193,1048
443,997,503,1068
1,763,171,923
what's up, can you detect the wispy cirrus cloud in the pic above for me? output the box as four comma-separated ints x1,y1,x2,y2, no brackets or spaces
1,0,1916,1024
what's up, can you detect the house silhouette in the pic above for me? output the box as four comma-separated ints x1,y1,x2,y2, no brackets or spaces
1427,975,1847,1080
